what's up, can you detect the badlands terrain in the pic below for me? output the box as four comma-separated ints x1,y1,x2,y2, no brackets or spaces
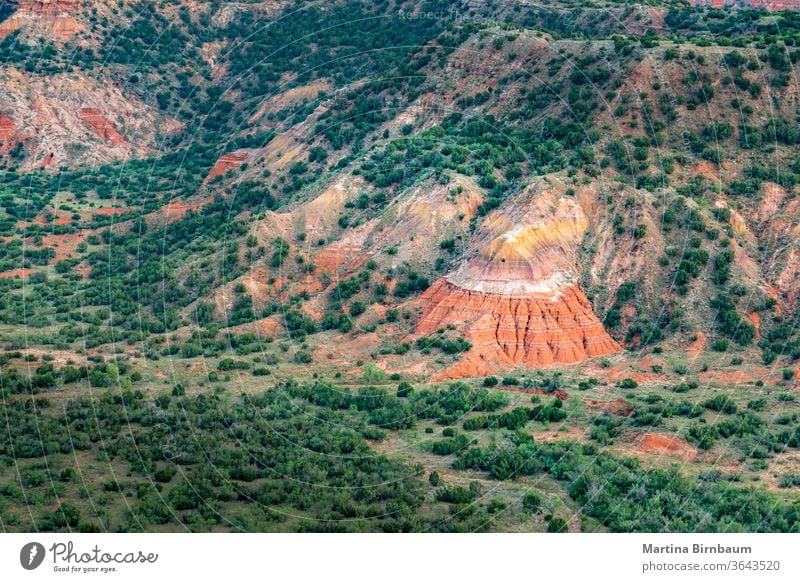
1,0,800,532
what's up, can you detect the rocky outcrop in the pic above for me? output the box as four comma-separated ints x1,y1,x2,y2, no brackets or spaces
0,0,82,39
0,12,20,38
17,0,76,17
414,184,620,379
0,114,18,151
78,108,126,144
418,280,620,379
0,114,14,137
0,66,166,168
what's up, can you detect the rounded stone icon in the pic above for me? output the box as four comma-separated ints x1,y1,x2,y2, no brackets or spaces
20,542,46,570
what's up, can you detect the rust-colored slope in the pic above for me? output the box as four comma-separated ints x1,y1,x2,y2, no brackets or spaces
78,108,126,144
0,114,15,141
206,151,249,180
0,0,82,39
418,280,620,380
0,114,18,152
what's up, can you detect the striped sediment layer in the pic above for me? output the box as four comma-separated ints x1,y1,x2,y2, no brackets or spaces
417,279,620,380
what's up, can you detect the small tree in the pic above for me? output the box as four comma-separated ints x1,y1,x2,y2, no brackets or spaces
522,491,542,511
362,362,385,385
547,516,568,533
397,381,413,397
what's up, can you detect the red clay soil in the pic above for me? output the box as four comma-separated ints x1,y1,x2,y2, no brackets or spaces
15,1,77,18
40,231,89,261
50,8,81,38
296,274,325,297
587,398,633,416
0,12,23,38
636,355,667,370
78,108,126,144
0,114,20,153
151,200,204,223
205,151,249,180
75,264,92,278
747,312,762,340
700,369,760,385
417,279,620,380
688,331,706,356
314,244,364,274
34,212,71,225
0,268,33,279
229,316,282,338
0,114,16,141
634,433,698,460
767,286,784,316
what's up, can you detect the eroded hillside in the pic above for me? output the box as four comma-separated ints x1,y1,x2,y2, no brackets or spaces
1,0,800,378
2,0,800,534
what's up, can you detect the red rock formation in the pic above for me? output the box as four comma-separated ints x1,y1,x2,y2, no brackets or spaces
37,152,55,168
413,185,620,379
0,10,22,38
0,1,81,39
0,114,17,152
418,280,620,379
206,151,249,180
20,0,76,17
78,108,126,144
0,114,15,141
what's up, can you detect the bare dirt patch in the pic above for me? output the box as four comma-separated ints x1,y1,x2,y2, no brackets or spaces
633,433,698,460
40,231,90,261
0,268,33,279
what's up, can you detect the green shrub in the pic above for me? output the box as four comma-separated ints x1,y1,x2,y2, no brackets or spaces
218,358,250,371
293,351,313,364
522,491,542,511
703,394,737,414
